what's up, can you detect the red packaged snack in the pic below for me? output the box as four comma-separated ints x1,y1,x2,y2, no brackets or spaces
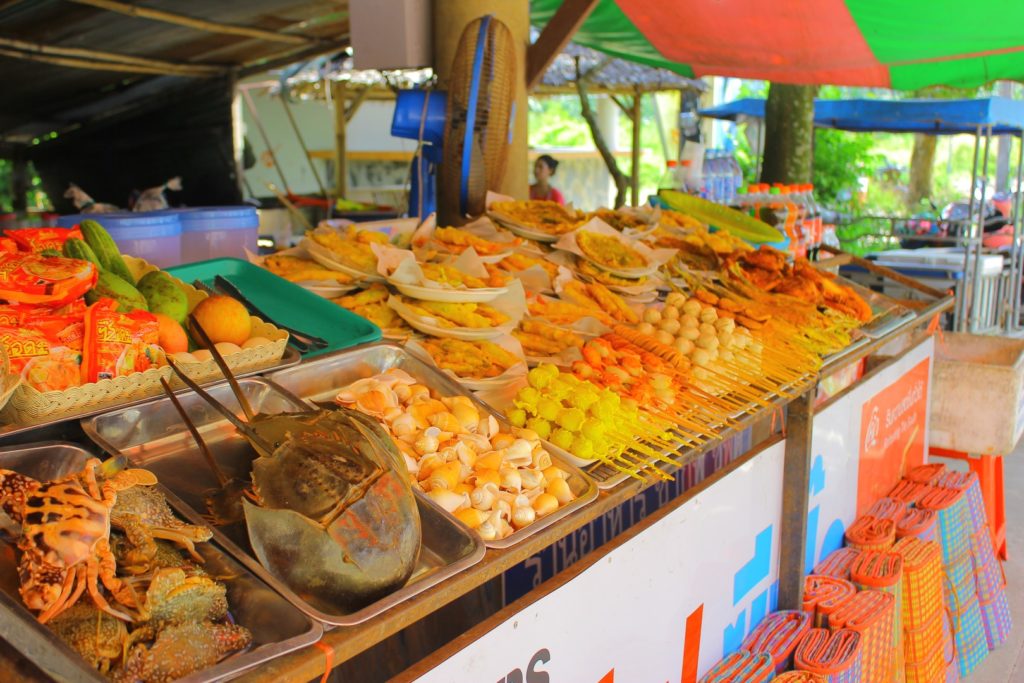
0,252,97,306
0,238,18,254
6,227,83,253
0,300,85,326
82,299,161,383
0,309,85,392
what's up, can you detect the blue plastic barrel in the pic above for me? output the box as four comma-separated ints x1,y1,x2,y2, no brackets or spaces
177,206,259,262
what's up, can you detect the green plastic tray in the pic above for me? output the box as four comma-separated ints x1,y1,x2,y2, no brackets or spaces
167,257,380,358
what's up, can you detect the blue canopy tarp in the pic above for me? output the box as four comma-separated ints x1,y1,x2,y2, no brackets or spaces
699,97,1024,136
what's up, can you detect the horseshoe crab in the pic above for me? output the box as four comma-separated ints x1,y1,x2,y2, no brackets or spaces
162,323,421,612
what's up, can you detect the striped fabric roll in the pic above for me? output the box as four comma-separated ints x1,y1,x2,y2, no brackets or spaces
889,479,933,506
803,575,857,628
866,496,908,521
895,507,938,542
905,463,945,484
918,486,988,678
794,628,862,683
743,611,812,673
774,673,826,682
813,547,862,580
828,589,897,683
893,537,949,683
845,515,896,552
850,550,905,682
938,471,1012,650
698,650,776,683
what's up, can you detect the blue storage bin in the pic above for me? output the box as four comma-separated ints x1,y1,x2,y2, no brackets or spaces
177,206,259,262
57,212,182,268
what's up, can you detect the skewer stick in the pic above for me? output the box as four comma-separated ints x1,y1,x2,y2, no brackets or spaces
159,378,230,488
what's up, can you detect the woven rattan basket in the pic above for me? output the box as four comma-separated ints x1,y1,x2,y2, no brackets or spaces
0,257,288,426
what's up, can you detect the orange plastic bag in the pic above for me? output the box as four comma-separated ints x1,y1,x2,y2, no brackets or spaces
82,299,161,383
6,227,83,253
0,252,97,306
0,309,85,392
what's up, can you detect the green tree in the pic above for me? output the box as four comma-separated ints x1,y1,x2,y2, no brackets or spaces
761,83,817,184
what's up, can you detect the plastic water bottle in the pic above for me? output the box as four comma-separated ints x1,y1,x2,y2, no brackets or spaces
730,155,744,203
702,150,718,202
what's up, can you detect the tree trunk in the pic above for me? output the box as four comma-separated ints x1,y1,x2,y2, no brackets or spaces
760,83,816,185
907,133,938,208
576,60,630,207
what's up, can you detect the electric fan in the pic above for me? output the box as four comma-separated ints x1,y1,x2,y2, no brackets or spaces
440,15,516,223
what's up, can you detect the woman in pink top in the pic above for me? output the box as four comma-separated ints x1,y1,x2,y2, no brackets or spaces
529,154,565,205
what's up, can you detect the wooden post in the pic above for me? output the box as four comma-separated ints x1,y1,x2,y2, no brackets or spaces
777,388,814,610
526,0,598,91
631,91,641,206
331,80,347,200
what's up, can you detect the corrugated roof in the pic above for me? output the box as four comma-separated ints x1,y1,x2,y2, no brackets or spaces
0,0,349,143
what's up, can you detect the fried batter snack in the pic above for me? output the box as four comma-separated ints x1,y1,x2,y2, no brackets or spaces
497,252,560,280
433,227,519,255
421,338,521,378
490,200,586,235
576,258,648,287
309,226,388,272
402,298,510,328
560,281,639,324
265,254,355,284
333,284,408,332
513,319,583,356
657,210,705,232
576,231,648,270
588,208,652,232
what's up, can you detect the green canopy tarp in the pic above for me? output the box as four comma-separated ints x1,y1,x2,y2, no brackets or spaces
532,0,1024,90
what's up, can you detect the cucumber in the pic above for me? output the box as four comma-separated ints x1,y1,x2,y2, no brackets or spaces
62,238,102,268
658,190,784,243
79,219,136,285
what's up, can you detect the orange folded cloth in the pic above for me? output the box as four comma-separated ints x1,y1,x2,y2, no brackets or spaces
845,515,896,552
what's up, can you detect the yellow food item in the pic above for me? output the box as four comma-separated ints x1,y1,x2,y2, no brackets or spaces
658,210,706,232
433,227,519,255
191,295,251,345
403,298,509,328
419,263,490,289
264,254,354,283
497,252,560,280
332,284,408,332
513,320,583,356
528,295,610,325
588,208,652,232
421,338,521,378
490,200,586,235
309,226,387,272
576,258,647,287
576,231,648,270
559,281,638,324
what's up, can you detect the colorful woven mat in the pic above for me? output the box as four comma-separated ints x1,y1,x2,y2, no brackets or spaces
849,550,906,681
829,589,897,683
918,486,988,678
814,547,862,580
743,611,812,673
794,628,862,683
803,575,857,628
889,479,933,506
845,515,896,552
698,649,776,683
867,496,908,521
905,463,946,484
893,537,949,683
896,507,938,543
774,674,826,683
938,471,1012,650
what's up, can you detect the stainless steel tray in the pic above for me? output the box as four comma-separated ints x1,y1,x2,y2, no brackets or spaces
81,378,486,627
267,343,600,550
0,441,322,682
0,346,302,440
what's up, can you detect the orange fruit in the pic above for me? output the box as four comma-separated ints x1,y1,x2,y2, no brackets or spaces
191,295,251,346
154,313,189,354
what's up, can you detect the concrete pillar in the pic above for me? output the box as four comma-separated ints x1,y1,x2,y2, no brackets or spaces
433,0,529,207
597,95,618,206
996,80,1013,193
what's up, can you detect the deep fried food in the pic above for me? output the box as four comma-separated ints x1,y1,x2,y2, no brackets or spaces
576,258,648,287
421,338,521,378
433,227,519,255
513,319,584,356
403,298,510,328
309,226,388,272
333,284,408,332
490,200,587,235
577,231,648,270
264,254,355,284
497,252,560,280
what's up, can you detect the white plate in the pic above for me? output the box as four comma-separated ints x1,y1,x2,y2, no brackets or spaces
300,282,359,298
399,313,513,340
303,238,385,282
488,212,565,243
578,252,660,279
390,280,510,303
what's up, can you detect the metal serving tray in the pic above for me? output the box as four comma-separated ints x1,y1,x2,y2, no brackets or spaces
268,343,599,550
0,346,302,440
0,442,322,682
81,378,485,627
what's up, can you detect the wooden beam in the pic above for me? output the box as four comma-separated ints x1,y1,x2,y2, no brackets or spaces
344,86,371,123
631,92,641,206
609,94,631,118
0,47,191,76
331,79,348,199
0,36,223,76
67,0,314,45
525,0,599,91
238,38,349,78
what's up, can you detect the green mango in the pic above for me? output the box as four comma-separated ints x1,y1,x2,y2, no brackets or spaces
137,271,188,325
85,271,148,312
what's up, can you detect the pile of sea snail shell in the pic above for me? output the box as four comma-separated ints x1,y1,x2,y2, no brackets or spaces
335,368,576,541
